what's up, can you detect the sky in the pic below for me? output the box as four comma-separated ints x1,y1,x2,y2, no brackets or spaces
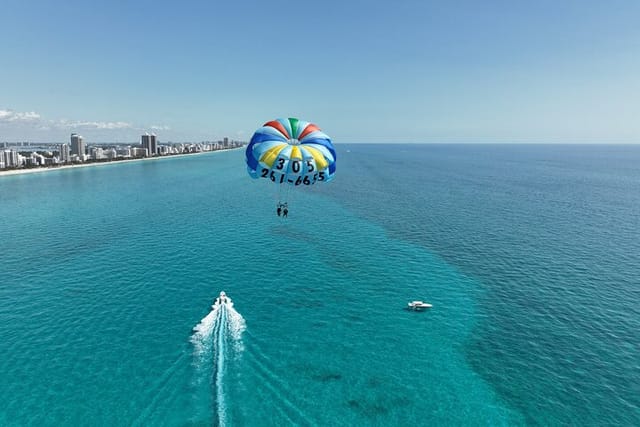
1,0,639,143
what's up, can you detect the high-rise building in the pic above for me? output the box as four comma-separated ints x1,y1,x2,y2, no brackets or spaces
141,133,158,156
89,147,105,160
59,143,70,163
2,149,20,168
141,134,149,154
131,147,147,158
70,134,85,157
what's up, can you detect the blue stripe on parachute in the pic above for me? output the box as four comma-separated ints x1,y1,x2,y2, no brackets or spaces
245,143,258,171
302,138,336,164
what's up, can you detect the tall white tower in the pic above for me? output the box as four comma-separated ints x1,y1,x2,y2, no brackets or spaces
59,143,70,163
70,134,85,156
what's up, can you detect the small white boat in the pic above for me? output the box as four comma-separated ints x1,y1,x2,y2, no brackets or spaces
407,300,432,310
213,291,233,308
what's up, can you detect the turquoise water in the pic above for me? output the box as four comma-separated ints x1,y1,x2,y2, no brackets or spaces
1,145,638,426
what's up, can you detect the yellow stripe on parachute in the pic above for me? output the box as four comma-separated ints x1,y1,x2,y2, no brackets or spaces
260,144,286,168
289,145,303,160
303,145,328,170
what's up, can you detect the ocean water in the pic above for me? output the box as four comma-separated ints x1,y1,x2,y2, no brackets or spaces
0,145,638,426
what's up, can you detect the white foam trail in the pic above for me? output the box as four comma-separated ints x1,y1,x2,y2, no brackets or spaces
191,303,222,362
226,305,247,352
191,297,245,426
215,305,228,426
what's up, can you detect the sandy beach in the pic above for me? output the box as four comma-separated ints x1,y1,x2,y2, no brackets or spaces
0,147,242,178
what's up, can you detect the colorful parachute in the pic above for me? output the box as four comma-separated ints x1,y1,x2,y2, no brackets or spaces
245,118,336,186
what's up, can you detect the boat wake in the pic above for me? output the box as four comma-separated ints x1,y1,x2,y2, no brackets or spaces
242,331,312,426
191,292,245,426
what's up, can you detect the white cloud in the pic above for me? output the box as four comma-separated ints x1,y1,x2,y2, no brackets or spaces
0,109,133,130
0,109,41,122
1,108,132,130
0,107,174,141
59,120,133,130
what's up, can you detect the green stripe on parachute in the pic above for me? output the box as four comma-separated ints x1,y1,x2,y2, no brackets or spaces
289,118,299,139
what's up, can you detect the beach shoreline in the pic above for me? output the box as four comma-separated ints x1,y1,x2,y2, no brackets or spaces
0,147,243,178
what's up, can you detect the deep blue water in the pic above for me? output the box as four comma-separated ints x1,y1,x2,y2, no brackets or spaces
1,145,638,426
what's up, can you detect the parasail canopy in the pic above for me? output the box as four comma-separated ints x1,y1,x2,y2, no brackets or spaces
245,118,336,186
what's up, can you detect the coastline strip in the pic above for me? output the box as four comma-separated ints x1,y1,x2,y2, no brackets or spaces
0,147,243,178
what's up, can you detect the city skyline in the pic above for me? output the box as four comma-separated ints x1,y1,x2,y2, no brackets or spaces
1,1,639,143
0,132,242,170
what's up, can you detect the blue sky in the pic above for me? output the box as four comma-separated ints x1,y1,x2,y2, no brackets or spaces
1,0,639,143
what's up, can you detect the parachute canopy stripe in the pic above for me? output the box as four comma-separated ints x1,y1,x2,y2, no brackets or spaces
252,140,286,158
278,145,293,159
289,145,302,160
280,119,294,139
245,145,258,169
300,130,331,144
251,126,288,143
259,144,287,168
301,136,334,153
298,124,320,140
263,120,290,139
300,145,329,170
289,118,300,138
246,156,258,171
302,143,335,162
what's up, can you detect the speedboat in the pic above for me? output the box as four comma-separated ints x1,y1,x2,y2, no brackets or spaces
213,291,233,308
407,300,432,310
